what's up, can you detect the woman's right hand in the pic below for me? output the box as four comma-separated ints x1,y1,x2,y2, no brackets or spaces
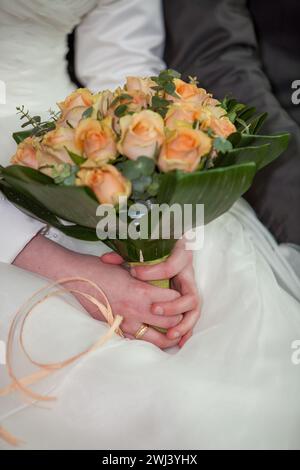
13,235,184,349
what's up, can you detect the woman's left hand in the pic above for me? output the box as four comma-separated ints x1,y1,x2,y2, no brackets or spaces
101,238,201,348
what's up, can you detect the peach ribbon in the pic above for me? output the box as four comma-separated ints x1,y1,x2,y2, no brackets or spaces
0,277,123,447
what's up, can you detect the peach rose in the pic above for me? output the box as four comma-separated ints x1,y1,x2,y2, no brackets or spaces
75,117,117,166
58,106,89,128
118,110,164,160
202,116,236,138
76,165,131,205
204,103,227,119
92,90,115,119
40,126,80,165
108,88,149,118
11,137,40,169
158,127,212,173
165,103,205,129
126,76,156,96
168,79,210,106
57,88,93,114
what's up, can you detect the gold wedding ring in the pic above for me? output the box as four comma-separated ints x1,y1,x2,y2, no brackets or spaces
134,324,149,339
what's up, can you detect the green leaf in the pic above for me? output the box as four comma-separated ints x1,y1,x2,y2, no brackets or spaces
157,163,257,225
114,104,128,118
151,96,170,108
0,181,100,241
12,130,33,144
163,82,176,96
117,156,155,180
132,175,152,194
1,166,99,228
214,144,270,170
228,132,242,147
213,137,233,154
247,113,268,135
163,69,181,79
82,107,93,119
135,156,155,176
237,133,290,167
117,160,141,180
111,93,133,107
65,148,87,165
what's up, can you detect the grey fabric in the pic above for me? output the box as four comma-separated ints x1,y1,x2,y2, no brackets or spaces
163,0,300,244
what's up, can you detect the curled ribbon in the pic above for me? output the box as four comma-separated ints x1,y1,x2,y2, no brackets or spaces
0,277,123,446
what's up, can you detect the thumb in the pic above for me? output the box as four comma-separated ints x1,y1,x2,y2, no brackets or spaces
100,252,124,265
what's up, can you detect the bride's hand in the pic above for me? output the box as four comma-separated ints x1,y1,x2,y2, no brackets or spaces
13,235,183,349
101,238,201,348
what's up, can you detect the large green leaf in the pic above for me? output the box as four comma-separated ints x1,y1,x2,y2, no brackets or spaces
1,166,99,228
237,133,290,166
215,144,270,170
0,180,100,241
248,113,268,134
157,163,257,224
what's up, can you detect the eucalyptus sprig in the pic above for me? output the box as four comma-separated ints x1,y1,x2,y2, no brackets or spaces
15,106,56,140
150,69,181,97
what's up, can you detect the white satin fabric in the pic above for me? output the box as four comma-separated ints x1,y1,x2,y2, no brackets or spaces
0,0,165,261
1,207,300,450
0,0,300,451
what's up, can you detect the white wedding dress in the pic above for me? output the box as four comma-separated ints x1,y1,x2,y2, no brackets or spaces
1,0,300,451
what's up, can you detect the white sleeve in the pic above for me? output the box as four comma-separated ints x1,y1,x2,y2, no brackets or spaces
75,0,166,91
0,195,44,263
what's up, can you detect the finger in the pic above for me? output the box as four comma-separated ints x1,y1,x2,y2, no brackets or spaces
166,309,200,340
140,326,181,349
146,284,181,303
151,294,198,317
179,330,193,348
100,252,124,265
130,247,192,281
122,321,181,349
140,313,183,329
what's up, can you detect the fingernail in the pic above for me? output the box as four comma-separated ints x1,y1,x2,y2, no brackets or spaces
130,268,137,277
171,331,180,339
154,306,164,315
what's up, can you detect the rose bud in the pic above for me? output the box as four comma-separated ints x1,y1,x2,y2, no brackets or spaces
126,76,156,96
76,164,131,205
57,88,93,114
11,136,40,169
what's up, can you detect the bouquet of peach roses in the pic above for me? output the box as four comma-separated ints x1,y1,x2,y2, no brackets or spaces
0,70,289,268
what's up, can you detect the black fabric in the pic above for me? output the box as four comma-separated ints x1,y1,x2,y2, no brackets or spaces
163,0,300,244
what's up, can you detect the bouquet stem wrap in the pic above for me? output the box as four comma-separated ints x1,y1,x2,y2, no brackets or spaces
129,255,170,334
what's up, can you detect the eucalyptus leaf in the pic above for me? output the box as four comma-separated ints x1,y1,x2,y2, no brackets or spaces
82,107,93,119
214,137,233,154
